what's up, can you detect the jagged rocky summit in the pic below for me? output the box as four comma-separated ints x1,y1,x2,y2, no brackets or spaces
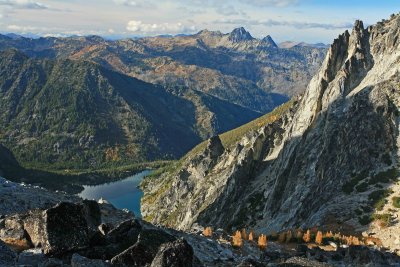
141,13,400,252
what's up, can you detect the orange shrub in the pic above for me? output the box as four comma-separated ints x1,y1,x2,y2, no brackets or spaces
315,231,323,245
249,230,255,241
303,229,311,243
258,234,267,250
232,230,243,248
325,231,333,238
203,227,213,237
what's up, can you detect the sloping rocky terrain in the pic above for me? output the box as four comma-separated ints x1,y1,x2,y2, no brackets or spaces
141,13,400,254
1,175,400,267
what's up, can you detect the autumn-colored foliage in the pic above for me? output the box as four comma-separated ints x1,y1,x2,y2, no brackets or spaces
325,231,333,238
232,230,243,248
241,228,248,240
352,236,361,246
315,231,323,245
248,230,255,241
203,227,213,237
303,229,311,243
105,147,120,161
258,234,267,250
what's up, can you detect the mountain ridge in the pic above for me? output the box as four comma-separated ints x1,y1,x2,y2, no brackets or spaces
0,49,263,172
141,13,400,252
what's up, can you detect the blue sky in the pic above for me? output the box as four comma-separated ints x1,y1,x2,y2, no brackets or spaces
0,0,398,43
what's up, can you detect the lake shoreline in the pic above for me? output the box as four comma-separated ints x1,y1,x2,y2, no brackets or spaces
78,170,153,217
4,161,170,194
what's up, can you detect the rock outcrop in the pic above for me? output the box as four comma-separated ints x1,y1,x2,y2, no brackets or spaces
24,202,90,255
150,238,194,267
141,13,400,252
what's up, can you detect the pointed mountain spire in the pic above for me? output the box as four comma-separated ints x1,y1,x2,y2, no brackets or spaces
228,27,254,42
260,35,278,48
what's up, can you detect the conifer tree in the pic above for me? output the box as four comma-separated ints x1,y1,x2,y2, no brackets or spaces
258,234,267,250
303,229,311,243
232,230,243,248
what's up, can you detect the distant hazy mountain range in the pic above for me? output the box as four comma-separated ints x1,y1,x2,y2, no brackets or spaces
0,28,327,171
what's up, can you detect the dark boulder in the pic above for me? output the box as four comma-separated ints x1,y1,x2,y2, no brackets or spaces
106,219,142,245
81,200,101,230
24,202,89,255
111,228,176,266
82,219,142,260
150,238,194,267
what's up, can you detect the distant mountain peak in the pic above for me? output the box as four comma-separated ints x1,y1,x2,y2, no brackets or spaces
196,29,223,37
228,27,254,42
260,35,278,48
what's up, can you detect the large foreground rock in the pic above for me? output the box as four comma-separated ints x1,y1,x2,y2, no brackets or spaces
150,238,194,267
24,202,89,255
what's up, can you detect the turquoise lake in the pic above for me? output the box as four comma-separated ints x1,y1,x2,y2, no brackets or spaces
78,170,152,217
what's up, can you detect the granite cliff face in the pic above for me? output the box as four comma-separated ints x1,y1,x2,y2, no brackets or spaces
141,14,400,250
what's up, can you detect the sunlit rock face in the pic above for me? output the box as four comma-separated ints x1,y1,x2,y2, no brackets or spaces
142,14,400,251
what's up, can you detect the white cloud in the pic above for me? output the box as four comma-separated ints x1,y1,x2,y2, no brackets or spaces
113,0,154,8
0,0,48,9
6,24,108,37
242,0,300,7
215,18,353,30
126,20,197,34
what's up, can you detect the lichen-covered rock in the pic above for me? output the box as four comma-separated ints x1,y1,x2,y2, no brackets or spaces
0,214,32,251
150,238,194,267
